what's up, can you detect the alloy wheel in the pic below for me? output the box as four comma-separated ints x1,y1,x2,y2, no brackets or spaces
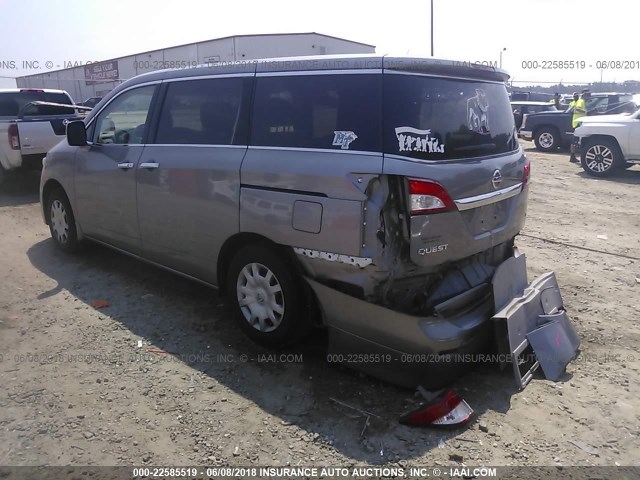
585,145,614,173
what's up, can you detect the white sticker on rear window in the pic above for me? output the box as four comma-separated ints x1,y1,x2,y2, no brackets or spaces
394,127,445,153
467,89,490,134
332,131,358,150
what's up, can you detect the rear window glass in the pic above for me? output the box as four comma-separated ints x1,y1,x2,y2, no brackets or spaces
0,92,74,116
522,104,557,113
588,95,635,114
384,75,518,160
251,74,381,152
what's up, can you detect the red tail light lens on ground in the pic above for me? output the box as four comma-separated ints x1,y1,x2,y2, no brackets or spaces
399,390,475,428
408,178,456,215
8,124,20,150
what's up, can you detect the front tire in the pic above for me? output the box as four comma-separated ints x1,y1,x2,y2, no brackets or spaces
534,127,559,152
226,244,310,347
580,138,623,177
46,188,81,253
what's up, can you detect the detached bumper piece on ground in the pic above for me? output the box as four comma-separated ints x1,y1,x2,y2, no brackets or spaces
401,256,580,428
492,254,581,389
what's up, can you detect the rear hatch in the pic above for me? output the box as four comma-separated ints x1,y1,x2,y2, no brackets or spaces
381,67,529,268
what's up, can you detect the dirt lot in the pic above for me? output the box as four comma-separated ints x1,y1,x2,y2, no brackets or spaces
1,143,639,468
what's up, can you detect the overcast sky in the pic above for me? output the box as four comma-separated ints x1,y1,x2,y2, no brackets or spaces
0,0,636,89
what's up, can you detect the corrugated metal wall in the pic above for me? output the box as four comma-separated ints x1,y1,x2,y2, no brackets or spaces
15,33,375,103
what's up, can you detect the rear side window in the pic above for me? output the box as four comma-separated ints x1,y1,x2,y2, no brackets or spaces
384,74,518,160
154,78,248,145
250,74,381,152
0,91,74,116
524,105,556,113
588,96,610,113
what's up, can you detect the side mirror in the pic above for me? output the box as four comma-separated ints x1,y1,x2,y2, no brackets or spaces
67,121,87,146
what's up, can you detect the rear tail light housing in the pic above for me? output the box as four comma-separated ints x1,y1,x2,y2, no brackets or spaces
8,124,20,150
408,178,456,215
400,390,475,428
522,163,530,185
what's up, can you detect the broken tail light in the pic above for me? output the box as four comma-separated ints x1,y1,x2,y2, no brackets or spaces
399,390,474,428
522,163,530,185
408,178,456,215
8,124,20,150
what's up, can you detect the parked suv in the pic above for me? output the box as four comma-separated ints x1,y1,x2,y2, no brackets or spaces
520,92,636,152
40,56,576,388
574,108,640,176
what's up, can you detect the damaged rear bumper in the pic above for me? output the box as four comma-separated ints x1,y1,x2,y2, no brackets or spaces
306,253,579,389
306,277,494,389
491,254,580,389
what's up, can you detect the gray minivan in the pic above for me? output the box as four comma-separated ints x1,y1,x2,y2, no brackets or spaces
40,55,577,388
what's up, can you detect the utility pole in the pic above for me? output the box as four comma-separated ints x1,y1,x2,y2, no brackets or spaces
431,0,434,56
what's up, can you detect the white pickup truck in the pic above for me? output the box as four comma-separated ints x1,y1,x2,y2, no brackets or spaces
0,88,86,185
574,108,640,177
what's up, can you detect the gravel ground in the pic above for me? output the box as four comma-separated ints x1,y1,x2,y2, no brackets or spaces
0,142,639,468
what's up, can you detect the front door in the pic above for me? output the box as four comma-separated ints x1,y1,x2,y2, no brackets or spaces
628,114,640,158
74,84,158,253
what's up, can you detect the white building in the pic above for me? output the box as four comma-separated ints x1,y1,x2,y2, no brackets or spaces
15,32,375,103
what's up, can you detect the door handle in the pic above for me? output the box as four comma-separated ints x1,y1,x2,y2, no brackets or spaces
117,162,134,169
139,162,159,169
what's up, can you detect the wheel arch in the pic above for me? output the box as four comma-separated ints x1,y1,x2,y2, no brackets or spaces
217,232,323,326
581,134,624,155
42,179,67,225
533,124,560,139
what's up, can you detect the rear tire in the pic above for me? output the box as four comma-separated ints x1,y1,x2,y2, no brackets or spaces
46,188,81,253
226,244,310,347
580,138,623,177
534,127,559,152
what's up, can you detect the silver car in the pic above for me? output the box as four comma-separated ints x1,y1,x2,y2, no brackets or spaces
40,55,577,388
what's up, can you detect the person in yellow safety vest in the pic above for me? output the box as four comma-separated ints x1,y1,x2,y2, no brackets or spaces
570,90,591,163
548,92,561,109
572,90,590,127
568,92,579,109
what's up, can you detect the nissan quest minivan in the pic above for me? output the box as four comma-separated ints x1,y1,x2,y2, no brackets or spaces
41,55,576,388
